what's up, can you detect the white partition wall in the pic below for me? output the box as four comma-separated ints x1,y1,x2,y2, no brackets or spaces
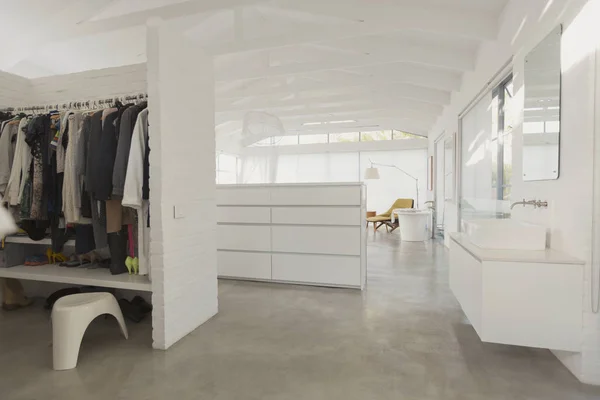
147,19,218,350
216,183,367,289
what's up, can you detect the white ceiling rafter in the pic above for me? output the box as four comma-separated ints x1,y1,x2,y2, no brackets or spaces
215,43,476,82
216,86,452,112
1,0,510,142
216,66,463,99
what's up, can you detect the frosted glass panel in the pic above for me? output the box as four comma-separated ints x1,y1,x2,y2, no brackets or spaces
276,153,359,183
460,87,511,223
299,134,328,144
236,149,427,213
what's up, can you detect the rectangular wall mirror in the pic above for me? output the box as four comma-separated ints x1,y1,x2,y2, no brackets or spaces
444,133,455,202
522,25,562,181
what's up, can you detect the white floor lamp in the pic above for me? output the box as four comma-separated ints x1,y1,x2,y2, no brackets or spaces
364,159,420,209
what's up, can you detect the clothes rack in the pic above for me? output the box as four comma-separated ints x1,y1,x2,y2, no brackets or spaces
13,93,148,113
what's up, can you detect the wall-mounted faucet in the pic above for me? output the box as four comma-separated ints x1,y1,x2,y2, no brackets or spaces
510,199,549,210
424,200,435,210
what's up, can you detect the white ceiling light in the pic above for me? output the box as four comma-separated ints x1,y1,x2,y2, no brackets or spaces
302,122,323,126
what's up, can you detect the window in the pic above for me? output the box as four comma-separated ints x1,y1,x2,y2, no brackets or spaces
248,130,427,146
329,132,360,143
360,130,392,141
216,153,238,184
393,130,425,140
271,135,298,146
299,134,328,144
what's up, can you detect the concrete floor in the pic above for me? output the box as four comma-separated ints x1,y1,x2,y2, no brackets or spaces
1,233,600,399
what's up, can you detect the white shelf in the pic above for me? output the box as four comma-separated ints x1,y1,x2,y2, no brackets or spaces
3,236,76,246
0,264,151,292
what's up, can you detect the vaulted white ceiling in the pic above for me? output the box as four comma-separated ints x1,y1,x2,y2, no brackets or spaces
0,0,509,139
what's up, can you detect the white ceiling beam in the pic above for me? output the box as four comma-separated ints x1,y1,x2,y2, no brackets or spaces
275,0,498,41
79,0,263,33
216,45,474,82
286,121,432,136
217,105,440,127
217,95,442,117
216,66,462,98
217,83,451,110
279,114,437,131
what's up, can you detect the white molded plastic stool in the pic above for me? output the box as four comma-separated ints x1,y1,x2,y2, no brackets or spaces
51,292,128,370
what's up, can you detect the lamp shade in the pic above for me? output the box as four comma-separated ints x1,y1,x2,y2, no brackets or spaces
364,167,380,180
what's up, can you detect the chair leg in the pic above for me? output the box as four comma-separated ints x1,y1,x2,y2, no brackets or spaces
52,313,91,370
107,297,129,339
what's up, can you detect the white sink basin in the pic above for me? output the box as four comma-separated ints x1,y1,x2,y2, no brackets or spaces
463,219,547,251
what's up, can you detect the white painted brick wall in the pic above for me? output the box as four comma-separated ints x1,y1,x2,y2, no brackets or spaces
147,19,218,350
30,63,146,105
0,70,32,108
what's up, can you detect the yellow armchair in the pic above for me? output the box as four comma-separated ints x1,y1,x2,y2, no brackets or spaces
366,198,414,232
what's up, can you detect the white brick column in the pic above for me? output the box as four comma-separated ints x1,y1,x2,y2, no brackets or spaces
146,18,218,350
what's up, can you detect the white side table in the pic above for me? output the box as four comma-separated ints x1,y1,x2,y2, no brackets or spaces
391,209,431,241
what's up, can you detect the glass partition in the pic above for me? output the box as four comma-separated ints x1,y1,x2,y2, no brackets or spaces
460,75,513,226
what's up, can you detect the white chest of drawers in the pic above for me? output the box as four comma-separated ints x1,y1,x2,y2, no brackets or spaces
216,183,367,289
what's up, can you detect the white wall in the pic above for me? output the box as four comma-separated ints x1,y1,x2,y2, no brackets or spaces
429,0,600,385
147,19,218,350
30,63,146,104
0,70,32,108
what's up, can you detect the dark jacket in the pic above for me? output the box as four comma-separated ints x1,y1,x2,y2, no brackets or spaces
112,104,142,197
93,110,119,200
85,111,103,198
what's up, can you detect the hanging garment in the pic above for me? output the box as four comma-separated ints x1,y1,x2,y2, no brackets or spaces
62,112,87,224
26,115,51,220
55,111,74,174
122,109,149,276
4,118,32,206
85,111,104,198
76,115,93,218
94,109,119,200
112,104,143,197
0,121,19,194
122,109,148,209
91,199,108,249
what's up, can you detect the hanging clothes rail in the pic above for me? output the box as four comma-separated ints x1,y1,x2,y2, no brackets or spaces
14,93,148,113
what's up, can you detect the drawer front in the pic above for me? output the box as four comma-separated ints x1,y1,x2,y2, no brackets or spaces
216,188,270,205
271,226,360,255
270,186,362,206
218,251,271,280
217,207,271,224
272,254,360,287
271,207,361,226
217,225,271,251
